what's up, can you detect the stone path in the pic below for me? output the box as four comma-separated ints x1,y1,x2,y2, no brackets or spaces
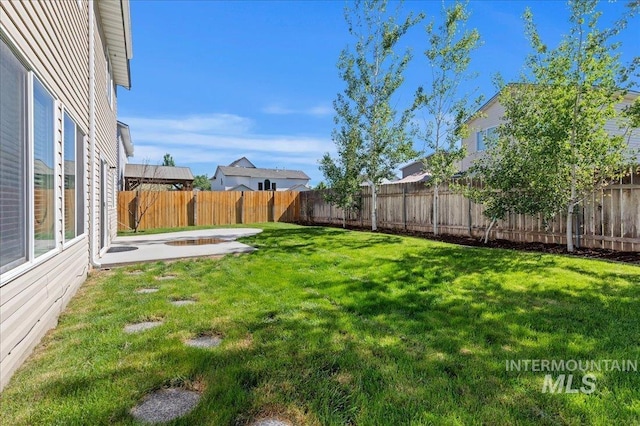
130,388,201,423
170,299,196,307
127,270,286,424
185,335,222,348
124,321,163,334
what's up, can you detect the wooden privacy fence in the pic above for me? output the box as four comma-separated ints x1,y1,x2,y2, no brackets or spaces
118,190,301,231
299,172,640,252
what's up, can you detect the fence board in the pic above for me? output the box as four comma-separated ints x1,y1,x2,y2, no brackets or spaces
299,173,640,252
118,190,303,231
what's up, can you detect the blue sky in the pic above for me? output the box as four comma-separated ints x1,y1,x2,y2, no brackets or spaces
118,0,639,185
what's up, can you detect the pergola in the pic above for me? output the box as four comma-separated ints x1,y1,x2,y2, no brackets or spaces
124,164,194,191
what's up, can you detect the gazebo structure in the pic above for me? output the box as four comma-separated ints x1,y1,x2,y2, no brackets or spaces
124,164,194,191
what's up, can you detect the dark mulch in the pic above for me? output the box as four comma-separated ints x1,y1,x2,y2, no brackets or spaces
296,221,640,265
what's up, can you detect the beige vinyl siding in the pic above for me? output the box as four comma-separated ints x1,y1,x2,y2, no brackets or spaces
460,100,505,171
0,0,93,390
93,12,119,249
1,1,89,132
0,240,88,390
605,95,640,155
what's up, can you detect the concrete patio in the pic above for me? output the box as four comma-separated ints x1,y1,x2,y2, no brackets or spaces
99,228,262,267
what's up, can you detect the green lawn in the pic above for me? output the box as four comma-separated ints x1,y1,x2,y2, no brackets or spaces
2,223,639,425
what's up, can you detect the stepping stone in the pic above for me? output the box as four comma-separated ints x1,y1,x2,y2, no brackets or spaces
126,270,144,276
251,419,292,426
136,288,159,294
185,335,222,348
171,300,195,307
124,321,163,334
130,388,201,423
156,275,177,281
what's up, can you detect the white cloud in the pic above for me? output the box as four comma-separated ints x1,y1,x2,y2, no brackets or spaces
261,103,333,117
122,113,253,134
120,113,334,181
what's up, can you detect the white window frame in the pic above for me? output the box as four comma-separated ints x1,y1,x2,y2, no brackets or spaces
0,34,85,285
61,107,86,248
31,75,59,260
477,126,498,152
105,50,114,110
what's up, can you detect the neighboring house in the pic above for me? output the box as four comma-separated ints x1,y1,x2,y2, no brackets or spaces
0,0,133,390
210,157,311,191
397,159,431,184
124,164,194,191
117,121,134,190
460,89,640,172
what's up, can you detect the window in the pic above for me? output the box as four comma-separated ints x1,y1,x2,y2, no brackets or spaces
106,54,113,108
264,179,271,191
63,112,85,242
0,39,28,273
76,127,85,236
33,78,55,257
476,131,485,152
476,126,498,152
271,182,276,191
1,37,86,277
258,182,263,191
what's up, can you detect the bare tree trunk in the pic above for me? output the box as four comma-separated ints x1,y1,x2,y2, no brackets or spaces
343,209,346,228
483,217,496,244
566,169,577,252
371,183,378,231
433,183,439,236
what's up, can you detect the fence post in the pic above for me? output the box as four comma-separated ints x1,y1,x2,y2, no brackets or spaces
240,191,244,224
193,191,197,226
402,186,407,230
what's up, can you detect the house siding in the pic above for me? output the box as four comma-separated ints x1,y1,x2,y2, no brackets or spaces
460,100,505,172
0,0,125,390
93,8,119,249
459,94,639,172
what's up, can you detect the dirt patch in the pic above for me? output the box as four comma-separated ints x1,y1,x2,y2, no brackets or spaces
156,275,177,281
297,221,640,264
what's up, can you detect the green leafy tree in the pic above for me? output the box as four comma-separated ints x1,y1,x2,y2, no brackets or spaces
414,1,482,235
333,0,422,231
162,153,175,167
469,0,638,251
193,174,211,191
320,123,363,228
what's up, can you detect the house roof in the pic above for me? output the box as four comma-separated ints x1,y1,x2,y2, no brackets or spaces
229,184,253,192
468,85,640,125
125,164,194,180
97,0,133,89
394,172,431,184
216,166,310,180
288,184,311,191
228,157,256,168
117,121,133,157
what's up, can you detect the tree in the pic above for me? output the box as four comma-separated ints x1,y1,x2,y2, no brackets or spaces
193,174,211,191
413,1,481,235
333,0,422,231
320,123,363,227
126,160,163,233
162,153,175,167
469,0,638,251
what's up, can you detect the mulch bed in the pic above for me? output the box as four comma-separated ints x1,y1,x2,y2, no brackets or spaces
296,221,640,265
